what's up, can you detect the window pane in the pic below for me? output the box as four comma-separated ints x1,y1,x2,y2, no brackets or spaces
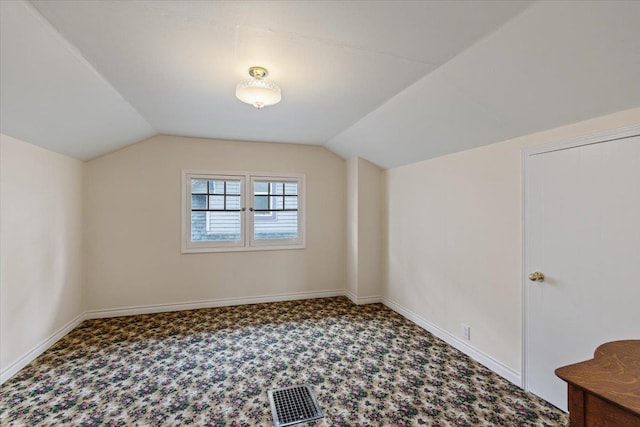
192,211,241,241
254,195,269,210
191,194,207,209
284,183,298,195
272,183,284,195
209,180,225,194
254,182,268,193
209,195,224,209
284,196,298,210
254,210,297,240
272,196,284,210
226,181,241,195
191,179,208,194
226,195,241,210
191,211,208,240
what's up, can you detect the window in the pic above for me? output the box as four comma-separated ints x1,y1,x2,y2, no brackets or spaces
182,170,305,253
250,178,300,246
189,175,244,249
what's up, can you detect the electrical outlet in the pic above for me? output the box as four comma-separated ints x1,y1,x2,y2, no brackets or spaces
462,324,471,340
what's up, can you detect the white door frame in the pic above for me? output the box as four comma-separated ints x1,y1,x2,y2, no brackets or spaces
520,124,640,392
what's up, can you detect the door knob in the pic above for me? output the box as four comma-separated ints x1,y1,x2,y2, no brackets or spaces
528,272,545,282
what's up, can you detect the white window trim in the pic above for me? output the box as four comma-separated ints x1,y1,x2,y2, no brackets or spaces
181,169,306,253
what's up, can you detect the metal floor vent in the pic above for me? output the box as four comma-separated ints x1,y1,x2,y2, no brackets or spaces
268,384,324,427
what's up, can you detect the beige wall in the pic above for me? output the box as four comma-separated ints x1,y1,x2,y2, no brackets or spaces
84,135,346,310
384,107,640,372
0,134,84,371
346,157,383,300
346,158,358,296
356,158,383,298
3,107,639,382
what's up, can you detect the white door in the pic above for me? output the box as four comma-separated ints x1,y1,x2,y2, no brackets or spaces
524,128,640,411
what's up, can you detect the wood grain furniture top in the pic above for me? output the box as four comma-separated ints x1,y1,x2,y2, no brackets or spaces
556,340,640,417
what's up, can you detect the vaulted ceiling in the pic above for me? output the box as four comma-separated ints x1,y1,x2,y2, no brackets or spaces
1,1,639,167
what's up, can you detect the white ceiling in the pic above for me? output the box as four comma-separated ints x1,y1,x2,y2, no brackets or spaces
327,1,640,167
0,1,154,160
1,1,639,166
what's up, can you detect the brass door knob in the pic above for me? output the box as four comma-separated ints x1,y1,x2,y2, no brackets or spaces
528,272,545,282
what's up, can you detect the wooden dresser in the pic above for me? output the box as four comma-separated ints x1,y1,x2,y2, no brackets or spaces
555,340,640,427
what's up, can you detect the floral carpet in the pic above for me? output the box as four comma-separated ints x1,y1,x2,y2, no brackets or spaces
1,297,567,426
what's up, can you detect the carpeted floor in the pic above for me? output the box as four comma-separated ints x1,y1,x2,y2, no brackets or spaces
1,297,567,426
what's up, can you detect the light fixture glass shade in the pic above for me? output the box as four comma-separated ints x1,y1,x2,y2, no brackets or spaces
235,79,281,109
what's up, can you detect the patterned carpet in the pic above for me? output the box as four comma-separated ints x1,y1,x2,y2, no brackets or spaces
1,297,567,426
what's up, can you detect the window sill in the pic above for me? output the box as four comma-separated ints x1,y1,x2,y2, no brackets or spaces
181,244,306,254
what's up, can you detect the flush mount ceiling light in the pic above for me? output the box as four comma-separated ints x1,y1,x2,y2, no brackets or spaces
235,66,282,109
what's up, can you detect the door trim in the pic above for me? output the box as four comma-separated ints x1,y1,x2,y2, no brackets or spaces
520,124,640,392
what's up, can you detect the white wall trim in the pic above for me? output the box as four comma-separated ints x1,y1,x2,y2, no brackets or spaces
85,289,344,319
345,291,382,305
1,289,345,384
345,290,357,304
3,291,518,388
520,143,529,391
1,312,86,384
382,297,521,386
523,124,640,157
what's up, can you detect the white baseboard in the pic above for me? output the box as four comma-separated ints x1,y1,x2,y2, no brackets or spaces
85,289,345,319
1,312,86,384
2,291,520,390
382,297,522,386
345,291,383,305
0,289,344,384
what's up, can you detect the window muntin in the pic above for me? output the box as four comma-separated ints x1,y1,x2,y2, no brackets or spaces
182,171,304,253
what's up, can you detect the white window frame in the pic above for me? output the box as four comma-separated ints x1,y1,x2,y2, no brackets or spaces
248,176,304,249
183,172,246,252
182,170,305,253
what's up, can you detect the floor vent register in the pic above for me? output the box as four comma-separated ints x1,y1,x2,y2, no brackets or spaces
268,384,324,427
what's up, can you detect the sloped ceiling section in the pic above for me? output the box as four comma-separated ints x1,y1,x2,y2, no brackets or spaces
0,1,155,160
3,0,530,160
1,1,638,165
29,0,530,148
327,1,640,168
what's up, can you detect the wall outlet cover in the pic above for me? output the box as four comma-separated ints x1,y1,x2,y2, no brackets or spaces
462,324,471,340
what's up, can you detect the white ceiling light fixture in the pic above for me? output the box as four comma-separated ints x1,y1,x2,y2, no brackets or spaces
235,66,282,109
